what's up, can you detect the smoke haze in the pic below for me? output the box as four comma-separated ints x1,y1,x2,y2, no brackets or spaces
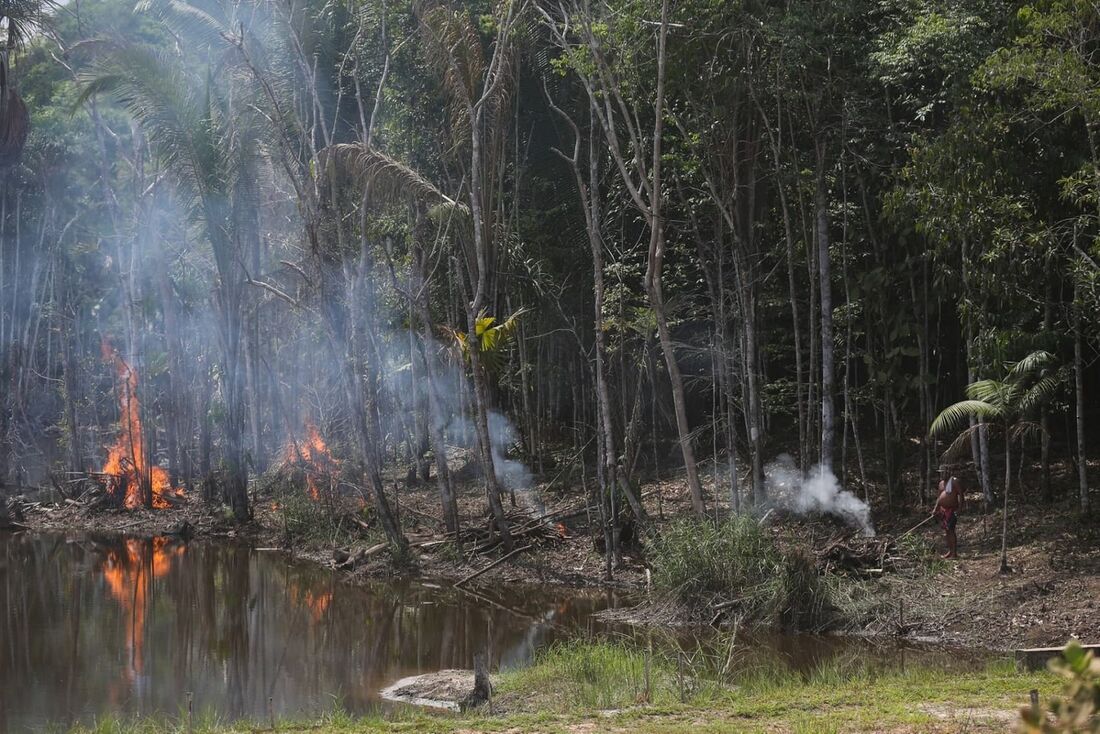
764,454,875,536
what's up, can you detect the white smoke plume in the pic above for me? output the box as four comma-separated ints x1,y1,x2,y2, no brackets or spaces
445,410,542,514
764,454,874,536
487,410,534,495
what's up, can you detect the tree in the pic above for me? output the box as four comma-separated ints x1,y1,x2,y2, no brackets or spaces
79,35,257,520
931,351,1060,574
0,0,42,166
541,0,708,517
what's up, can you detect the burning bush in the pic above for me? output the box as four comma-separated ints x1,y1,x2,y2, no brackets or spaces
281,422,341,502
99,342,183,509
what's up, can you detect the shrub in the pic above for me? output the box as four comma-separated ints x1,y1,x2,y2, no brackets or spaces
1019,641,1100,733
649,517,835,629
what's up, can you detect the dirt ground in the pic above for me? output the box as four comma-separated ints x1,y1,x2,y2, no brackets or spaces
14,463,1100,652
878,498,1100,650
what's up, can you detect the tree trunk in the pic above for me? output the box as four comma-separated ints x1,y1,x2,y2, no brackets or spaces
1076,305,1090,515
999,429,1011,574
816,142,835,472
411,257,460,534
643,0,705,516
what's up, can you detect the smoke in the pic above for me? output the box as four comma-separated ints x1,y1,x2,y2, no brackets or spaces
445,409,542,514
487,410,534,494
764,454,874,536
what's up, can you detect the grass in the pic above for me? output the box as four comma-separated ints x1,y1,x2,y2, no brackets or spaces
494,639,725,710
648,516,836,629
63,643,1060,734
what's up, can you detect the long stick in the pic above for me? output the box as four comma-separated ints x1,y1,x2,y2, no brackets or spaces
898,514,935,539
454,544,532,588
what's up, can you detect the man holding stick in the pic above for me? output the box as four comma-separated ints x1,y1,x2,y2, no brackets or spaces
933,465,965,559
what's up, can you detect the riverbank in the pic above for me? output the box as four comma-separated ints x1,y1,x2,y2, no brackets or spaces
64,644,1058,733
16,465,1100,651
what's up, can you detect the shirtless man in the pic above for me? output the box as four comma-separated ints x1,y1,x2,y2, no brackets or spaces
933,467,965,559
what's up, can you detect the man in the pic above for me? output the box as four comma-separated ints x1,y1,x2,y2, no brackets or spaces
933,466,965,559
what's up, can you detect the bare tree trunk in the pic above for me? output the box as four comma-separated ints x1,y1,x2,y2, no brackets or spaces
410,247,460,534
61,310,83,474
999,428,1011,574
644,0,705,516
1040,269,1053,503
1076,302,1090,515
816,142,835,472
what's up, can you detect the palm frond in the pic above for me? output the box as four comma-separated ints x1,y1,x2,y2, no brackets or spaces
942,424,988,462
1008,350,1056,381
440,308,529,373
1010,420,1045,444
415,0,484,149
478,306,527,351
965,379,1011,405
136,0,234,52
317,143,464,212
1018,375,1060,415
930,399,1004,437
77,42,220,212
0,0,55,49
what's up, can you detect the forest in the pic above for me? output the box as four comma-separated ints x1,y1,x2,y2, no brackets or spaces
2,0,1096,537
3,0,1100,729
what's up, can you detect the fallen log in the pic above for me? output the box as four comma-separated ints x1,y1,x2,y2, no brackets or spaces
335,542,388,569
453,544,532,588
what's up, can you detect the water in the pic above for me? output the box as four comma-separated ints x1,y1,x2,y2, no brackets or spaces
0,531,617,731
0,531,992,731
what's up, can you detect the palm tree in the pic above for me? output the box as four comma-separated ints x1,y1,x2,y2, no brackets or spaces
0,0,45,166
442,308,528,374
78,37,257,521
930,351,1060,573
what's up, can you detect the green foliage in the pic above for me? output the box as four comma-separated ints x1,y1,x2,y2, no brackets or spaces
930,349,1060,455
894,531,948,576
650,517,834,630
1020,641,1100,733
270,478,360,547
442,308,527,373
496,639,719,709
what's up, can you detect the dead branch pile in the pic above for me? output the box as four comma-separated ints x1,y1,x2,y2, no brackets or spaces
815,533,897,577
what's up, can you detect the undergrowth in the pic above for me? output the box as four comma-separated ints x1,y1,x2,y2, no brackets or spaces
649,516,838,629
495,639,723,710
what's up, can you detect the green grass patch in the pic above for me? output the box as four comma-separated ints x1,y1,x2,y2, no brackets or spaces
495,639,723,711
64,645,1061,734
649,517,836,629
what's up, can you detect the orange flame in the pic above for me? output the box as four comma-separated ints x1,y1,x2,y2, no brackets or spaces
101,538,185,678
100,340,184,509
284,421,339,501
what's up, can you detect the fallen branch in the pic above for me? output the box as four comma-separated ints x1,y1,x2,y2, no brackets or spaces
335,542,388,569
454,544,532,588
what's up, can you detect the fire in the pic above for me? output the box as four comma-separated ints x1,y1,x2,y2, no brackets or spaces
101,537,185,678
100,340,184,509
284,421,339,501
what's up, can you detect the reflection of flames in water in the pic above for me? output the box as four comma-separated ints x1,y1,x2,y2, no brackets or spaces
101,341,184,509
101,538,185,679
289,584,332,623
284,422,339,501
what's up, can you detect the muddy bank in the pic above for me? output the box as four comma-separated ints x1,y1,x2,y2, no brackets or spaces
13,473,1100,652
